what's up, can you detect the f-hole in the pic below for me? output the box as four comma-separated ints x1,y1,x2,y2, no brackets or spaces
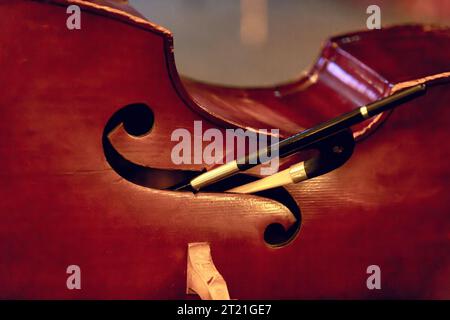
102,103,199,189
103,103,301,246
202,175,301,247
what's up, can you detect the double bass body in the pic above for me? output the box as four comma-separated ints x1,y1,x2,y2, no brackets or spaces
0,0,449,299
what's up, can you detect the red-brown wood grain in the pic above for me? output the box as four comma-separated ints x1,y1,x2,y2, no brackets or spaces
0,0,449,299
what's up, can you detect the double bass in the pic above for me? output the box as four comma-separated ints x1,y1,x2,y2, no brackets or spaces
0,0,449,299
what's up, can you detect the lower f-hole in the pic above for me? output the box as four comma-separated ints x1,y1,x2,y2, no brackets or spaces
201,174,301,247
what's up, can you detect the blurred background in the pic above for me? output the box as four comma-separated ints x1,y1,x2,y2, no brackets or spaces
129,0,449,86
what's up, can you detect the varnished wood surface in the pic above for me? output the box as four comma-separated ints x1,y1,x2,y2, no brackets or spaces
0,0,449,299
